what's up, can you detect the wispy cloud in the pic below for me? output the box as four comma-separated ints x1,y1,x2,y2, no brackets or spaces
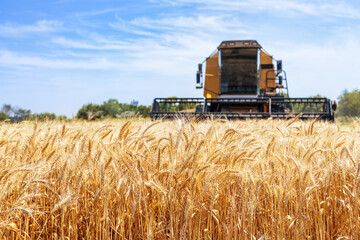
74,8,124,18
151,0,360,19
0,50,120,70
52,37,131,51
128,15,250,35
52,13,252,58
109,16,155,36
107,14,252,52
0,20,63,36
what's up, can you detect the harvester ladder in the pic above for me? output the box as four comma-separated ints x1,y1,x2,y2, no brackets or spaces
265,70,289,97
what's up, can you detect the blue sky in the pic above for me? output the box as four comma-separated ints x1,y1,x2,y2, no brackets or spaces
1,0,359,116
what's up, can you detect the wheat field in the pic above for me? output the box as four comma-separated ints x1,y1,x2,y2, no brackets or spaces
0,118,359,239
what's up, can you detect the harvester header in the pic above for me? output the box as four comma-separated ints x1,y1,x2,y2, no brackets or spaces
151,40,336,121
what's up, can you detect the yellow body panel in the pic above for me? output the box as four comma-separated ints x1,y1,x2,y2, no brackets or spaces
260,50,276,94
204,52,219,98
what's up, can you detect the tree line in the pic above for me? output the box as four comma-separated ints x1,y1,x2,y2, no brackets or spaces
0,89,359,122
0,104,68,122
76,99,151,120
0,99,151,122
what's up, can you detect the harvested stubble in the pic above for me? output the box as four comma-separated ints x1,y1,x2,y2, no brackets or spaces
0,119,359,239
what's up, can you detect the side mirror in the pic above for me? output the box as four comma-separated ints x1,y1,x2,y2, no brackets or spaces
196,63,202,84
277,60,282,71
278,76,283,85
196,71,201,84
332,100,337,111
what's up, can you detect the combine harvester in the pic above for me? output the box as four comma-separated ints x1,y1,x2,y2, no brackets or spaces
151,40,336,120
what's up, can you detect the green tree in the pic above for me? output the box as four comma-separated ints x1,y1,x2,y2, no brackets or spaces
0,112,7,121
76,103,102,120
337,89,360,117
1,104,12,116
136,105,151,117
100,99,121,117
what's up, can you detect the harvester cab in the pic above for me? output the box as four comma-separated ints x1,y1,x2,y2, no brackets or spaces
151,40,336,121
